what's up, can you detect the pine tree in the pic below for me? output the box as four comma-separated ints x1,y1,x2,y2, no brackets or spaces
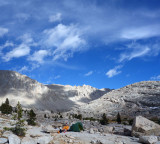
12,101,25,136
27,109,36,126
5,98,9,105
100,113,109,125
117,112,121,124
16,101,23,121
0,98,12,114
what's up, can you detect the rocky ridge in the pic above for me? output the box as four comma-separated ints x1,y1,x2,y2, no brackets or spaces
74,81,160,118
0,70,110,112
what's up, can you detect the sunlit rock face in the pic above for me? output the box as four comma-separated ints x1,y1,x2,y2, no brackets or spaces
75,81,160,118
0,70,111,112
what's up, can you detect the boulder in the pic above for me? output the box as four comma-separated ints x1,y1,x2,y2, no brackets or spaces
124,127,131,136
21,136,36,144
89,128,94,134
0,138,8,143
42,125,57,133
35,135,53,144
139,136,158,144
2,131,13,138
132,116,160,137
103,126,114,133
8,134,21,144
52,122,62,128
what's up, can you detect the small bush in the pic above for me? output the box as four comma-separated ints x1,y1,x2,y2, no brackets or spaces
44,114,47,118
83,117,98,121
128,119,133,125
11,126,26,136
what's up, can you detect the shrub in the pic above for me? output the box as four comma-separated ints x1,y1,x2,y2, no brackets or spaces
129,119,133,125
73,114,83,120
83,117,98,121
100,113,109,125
44,114,47,118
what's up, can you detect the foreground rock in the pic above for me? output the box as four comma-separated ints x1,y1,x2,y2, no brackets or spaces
139,135,158,144
132,116,160,137
8,134,21,144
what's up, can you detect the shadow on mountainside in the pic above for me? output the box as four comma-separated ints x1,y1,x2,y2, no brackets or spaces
30,85,79,112
78,89,112,103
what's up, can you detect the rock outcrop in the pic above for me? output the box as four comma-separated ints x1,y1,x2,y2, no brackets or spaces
132,116,160,137
75,81,160,118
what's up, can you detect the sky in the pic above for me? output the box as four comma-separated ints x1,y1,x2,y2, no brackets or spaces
0,0,160,89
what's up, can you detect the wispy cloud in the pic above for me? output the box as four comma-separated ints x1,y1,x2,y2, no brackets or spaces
118,42,160,62
0,27,8,37
121,25,160,40
28,50,49,64
18,66,29,73
84,71,93,76
15,13,29,21
2,44,30,61
151,75,160,80
54,75,61,79
49,13,62,23
106,65,122,78
0,41,14,50
43,24,86,61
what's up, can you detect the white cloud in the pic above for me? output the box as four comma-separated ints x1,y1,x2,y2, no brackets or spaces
118,41,160,63
18,33,35,45
0,27,8,37
84,71,93,76
0,41,14,50
43,24,86,61
119,46,150,62
121,25,160,40
28,50,49,63
106,65,122,78
54,75,61,79
18,66,29,73
49,13,62,23
2,44,30,61
151,75,160,80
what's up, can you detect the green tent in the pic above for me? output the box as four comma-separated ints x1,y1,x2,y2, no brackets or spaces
69,122,83,132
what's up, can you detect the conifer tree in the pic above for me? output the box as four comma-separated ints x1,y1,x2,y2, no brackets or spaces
117,112,121,124
5,98,9,105
100,113,109,125
0,98,12,114
12,101,25,136
27,109,36,125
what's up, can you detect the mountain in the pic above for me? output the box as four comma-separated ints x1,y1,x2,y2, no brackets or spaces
74,81,160,119
0,70,111,111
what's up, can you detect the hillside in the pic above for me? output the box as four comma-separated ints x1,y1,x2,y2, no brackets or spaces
74,81,160,118
0,70,110,111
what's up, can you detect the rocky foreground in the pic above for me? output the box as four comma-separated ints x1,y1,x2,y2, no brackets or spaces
0,113,160,144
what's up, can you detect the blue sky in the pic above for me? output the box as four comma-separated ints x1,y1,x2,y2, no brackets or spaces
0,0,160,89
